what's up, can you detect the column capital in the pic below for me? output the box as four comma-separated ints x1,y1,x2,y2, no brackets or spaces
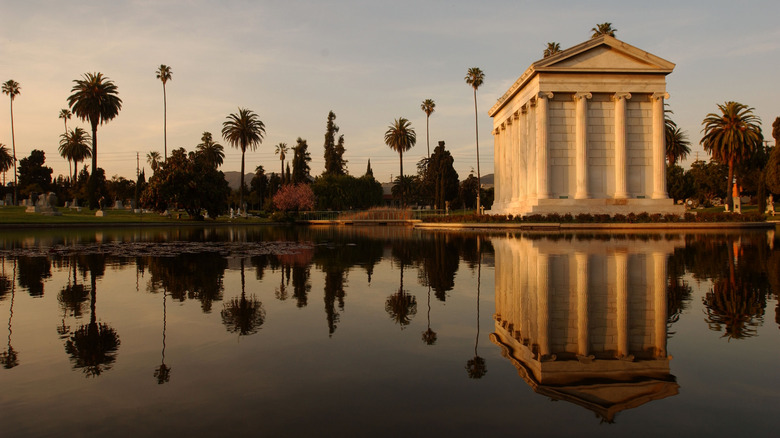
493,127,500,135
574,92,592,101
500,122,507,131
650,92,670,101
613,92,632,101
537,91,554,100
513,110,521,119
505,116,513,125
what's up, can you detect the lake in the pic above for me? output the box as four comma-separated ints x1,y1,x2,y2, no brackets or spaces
0,225,778,437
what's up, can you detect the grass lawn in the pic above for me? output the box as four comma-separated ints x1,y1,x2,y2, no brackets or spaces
0,206,271,225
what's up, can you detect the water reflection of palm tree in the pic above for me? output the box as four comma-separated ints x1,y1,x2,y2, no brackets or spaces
221,259,266,337
421,286,437,345
1,260,19,369
154,288,171,384
385,260,417,328
703,239,769,340
64,263,120,377
466,240,486,379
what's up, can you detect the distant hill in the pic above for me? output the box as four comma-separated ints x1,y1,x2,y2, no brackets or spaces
223,171,255,190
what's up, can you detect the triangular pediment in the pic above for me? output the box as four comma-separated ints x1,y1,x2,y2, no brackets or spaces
534,35,675,73
489,36,674,116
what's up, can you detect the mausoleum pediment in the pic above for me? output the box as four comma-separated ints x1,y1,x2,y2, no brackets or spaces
535,35,675,73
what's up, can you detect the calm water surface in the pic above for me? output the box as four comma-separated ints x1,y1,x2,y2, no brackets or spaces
0,226,778,437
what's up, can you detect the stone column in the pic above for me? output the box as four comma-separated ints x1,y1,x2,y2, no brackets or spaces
574,92,592,199
499,123,508,206
575,252,591,360
651,93,669,199
526,104,536,199
536,252,550,359
506,116,516,205
613,92,631,199
513,111,523,203
535,92,553,200
615,251,629,358
493,127,502,209
653,251,667,358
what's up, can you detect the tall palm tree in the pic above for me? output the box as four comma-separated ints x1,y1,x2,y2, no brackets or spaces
701,101,763,210
59,127,93,183
2,79,20,205
591,22,617,38
156,65,172,161
465,67,484,213
543,42,562,58
67,72,122,180
421,99,436,158
275,142,288,181
196,132,224,169
222,107,265,213
59,108,72,133
384,117,416,206
146,151,162,173
0,144,13,187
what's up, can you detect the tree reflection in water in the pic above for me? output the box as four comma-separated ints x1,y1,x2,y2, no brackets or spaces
147,253,226,313
1,259,18,369
154,288,171,384
64,255,120,377
386,254,417,329
221,259,265,337
465,238,486,379
16,256,51,298
680,233,774,340
421,286,437,345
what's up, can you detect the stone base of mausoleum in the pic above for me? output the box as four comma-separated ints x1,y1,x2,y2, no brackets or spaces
490,197,684,217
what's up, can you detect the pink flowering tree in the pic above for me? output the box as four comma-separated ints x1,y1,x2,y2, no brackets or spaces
273,183,315,212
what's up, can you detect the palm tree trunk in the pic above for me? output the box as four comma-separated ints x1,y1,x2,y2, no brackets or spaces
399,150,404,207
727,158,734,211
473,89,481,214
73,160,79,187
163,83,167,162
240,148,246,215
10,99,17,205
91,121,98,177
426,115,430,158
281,159,284,183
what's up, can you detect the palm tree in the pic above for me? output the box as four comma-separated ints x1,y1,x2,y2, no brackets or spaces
222,107,265,213
421,99,436,158
543,42,562,58
67,72,122,180
59,108,72,133
465,67,485,213
384,117,416,206
701,101,763,210
0,144,13,187
146,151,162,173
196,132,224,169
666,125,691,165
275,142,288,181
59,127,93,183
156,65,172,161
2,79,20,205
591,22,617,38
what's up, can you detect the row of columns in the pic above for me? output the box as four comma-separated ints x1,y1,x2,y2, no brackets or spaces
494,242,668,361
493,91,668,207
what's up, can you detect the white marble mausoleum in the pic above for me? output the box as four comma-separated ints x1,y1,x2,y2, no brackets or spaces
488,36,684,216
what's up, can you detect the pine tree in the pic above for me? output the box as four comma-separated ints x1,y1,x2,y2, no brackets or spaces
292,138,312,184
323,111,346,175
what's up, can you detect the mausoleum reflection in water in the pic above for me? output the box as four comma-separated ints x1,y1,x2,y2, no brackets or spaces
490,234,679,422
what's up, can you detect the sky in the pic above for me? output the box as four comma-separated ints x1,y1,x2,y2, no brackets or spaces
1,0,779,184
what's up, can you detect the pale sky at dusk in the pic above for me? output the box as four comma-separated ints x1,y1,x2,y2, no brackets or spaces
2,0,779,183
